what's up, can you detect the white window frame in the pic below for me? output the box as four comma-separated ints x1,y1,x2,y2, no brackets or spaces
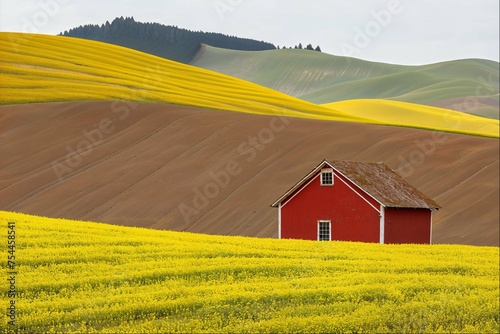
320,168,334,186
317,220,331,241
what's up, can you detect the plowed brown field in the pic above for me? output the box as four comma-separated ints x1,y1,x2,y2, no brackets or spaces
1,101,498,245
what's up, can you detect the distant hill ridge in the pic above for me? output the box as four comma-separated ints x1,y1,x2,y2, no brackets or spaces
60,18,499,119
191,45,500,119
59,16,276,63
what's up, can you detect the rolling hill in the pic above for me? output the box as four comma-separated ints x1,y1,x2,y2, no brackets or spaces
0,32,498,138
1,210,498,332
1,101,498,245
191,45,500,119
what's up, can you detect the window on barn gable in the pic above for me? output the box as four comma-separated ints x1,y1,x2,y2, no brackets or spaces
321,168,333,186
318,221,331,241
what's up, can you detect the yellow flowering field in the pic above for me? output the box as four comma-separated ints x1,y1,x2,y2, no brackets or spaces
323,99,500,138
1,32,498,137
0,32,362,123
1,211,498,333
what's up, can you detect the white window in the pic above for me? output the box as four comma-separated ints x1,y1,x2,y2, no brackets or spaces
318,221,331,241
321,168,333,186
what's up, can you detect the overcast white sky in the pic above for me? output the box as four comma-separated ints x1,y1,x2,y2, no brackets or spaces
0,0,498,65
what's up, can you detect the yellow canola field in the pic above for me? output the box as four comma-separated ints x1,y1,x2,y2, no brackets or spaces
0,32,362,123
323,99,499,138
1,33,499,137
1,211,499,333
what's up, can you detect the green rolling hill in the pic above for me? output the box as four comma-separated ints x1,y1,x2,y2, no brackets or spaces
191,45,499,119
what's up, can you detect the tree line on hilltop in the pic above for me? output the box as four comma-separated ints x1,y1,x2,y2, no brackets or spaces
279,43,322,52
60,17,276,63
60,17,322,64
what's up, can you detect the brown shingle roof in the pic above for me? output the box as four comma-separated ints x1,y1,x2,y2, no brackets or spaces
328,160,440,209
272,159,440,209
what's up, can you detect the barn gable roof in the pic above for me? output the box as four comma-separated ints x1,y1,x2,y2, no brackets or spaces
271,159,440,210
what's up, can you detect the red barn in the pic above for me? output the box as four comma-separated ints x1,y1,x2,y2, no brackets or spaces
271,160,440,244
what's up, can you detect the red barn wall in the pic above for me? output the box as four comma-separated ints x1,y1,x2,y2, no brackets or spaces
281,171,380,242
384,208,431,244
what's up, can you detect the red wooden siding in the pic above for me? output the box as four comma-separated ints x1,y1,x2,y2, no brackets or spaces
384,208,431,244
281,171,380,242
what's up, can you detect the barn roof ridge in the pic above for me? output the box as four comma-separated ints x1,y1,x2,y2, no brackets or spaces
271,159,440,210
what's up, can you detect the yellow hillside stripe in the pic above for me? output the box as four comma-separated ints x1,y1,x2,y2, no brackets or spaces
323,99,499,138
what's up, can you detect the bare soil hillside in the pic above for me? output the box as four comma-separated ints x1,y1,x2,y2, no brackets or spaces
1,101,498,245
